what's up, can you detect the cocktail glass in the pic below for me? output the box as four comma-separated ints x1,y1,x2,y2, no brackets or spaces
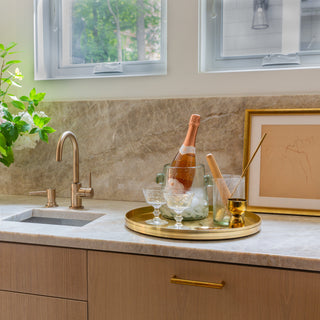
164,190,194,229
142,188,168,226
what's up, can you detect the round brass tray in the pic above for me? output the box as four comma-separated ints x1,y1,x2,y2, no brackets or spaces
125,206,261,240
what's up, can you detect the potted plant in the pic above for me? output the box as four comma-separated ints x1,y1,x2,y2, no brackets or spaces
0,42,55,167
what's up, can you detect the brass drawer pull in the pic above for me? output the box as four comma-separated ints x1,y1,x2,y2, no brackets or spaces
170,275,225,289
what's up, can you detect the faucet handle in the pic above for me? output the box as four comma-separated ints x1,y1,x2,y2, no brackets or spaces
29,188,58,208
78,173,94,198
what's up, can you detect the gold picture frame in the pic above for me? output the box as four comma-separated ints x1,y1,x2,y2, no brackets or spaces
243,108,320,217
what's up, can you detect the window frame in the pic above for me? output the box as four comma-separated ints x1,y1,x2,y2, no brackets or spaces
199,0,320,73
34,0,167,80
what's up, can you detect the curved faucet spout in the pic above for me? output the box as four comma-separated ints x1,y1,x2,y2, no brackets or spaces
56,131,79,184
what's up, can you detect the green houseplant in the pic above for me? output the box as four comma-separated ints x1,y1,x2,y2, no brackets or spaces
0,42,55,167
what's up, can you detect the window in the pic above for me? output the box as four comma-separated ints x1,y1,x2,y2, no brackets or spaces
34,0,167,79
200,0,320,72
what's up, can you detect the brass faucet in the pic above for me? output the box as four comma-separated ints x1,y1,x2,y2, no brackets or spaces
56,131,94,209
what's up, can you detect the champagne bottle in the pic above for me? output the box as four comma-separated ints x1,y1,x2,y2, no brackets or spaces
169,114,200,190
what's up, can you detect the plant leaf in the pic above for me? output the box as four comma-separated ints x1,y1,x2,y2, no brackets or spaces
0,147,14,167
0,133,7,156
0,133,6,145
38,129,48,143
29,128,38,134
2,78,12,84
11,100,25,110
0,122,18,145
1,65,11,73
33,114,50,129
42,126,56,133
5,42,17,51
27,103,35,116
3,109,13,121
29,88,37,100
20,95,30,102
5,60,21,66
0,145,7,157
15,120,31,133
13,116,21,122
35,92,46,101
32,114,40,126
42,117,51,127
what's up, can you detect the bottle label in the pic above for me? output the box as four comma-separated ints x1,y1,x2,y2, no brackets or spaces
179,145,195,155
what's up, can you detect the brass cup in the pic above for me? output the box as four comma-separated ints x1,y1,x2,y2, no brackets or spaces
228,198,247,228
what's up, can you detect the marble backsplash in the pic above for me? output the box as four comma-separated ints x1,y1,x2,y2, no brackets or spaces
0,94,319,202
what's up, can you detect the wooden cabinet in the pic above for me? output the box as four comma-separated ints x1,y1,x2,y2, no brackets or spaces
0,241,319,320
0,242,87,320
0,291,87,320
88,251,320,320
0,242,87,300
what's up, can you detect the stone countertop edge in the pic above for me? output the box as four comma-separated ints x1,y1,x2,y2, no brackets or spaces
0,195,319,273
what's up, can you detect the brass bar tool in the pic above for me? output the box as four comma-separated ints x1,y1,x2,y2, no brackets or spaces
206,153,231,206
228,198,246,228
230,133,267,198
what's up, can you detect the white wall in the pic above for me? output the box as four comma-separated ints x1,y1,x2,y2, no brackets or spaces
2,0,320,101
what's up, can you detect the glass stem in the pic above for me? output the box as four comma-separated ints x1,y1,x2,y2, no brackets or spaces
153,207,160,220
175,210,183,228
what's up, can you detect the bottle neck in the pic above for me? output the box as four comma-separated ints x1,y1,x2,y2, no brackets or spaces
183,124,199,147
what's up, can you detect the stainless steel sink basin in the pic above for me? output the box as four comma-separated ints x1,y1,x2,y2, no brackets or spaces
4,208,104,227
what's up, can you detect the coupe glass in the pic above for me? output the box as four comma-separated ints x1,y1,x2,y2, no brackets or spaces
163,166,195,229
164,191,194,229
142,187,168,226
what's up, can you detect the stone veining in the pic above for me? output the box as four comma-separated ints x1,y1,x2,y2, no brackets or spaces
1,95,320,201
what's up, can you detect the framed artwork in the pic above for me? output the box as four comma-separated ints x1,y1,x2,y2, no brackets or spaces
243,108,320,216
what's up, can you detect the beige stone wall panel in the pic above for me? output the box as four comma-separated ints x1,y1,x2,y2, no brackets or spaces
1,95,319,201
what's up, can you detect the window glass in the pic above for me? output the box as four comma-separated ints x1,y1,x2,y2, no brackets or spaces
200,0,320,72
34,0,166,79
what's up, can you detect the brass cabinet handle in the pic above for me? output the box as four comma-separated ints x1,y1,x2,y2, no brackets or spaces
170,275,225,289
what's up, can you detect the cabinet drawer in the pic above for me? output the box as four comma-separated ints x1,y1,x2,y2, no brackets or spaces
0,290,87,320
88,251,320,320
0,242,87,300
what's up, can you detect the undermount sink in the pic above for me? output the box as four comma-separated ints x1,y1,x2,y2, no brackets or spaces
4,208,104,227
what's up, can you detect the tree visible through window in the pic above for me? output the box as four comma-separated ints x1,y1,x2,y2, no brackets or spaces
34,0,166,79
71,0,162,65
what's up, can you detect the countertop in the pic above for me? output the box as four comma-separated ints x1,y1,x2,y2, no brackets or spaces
0,195,319,272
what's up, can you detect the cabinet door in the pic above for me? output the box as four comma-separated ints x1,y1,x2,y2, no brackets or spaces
88,251,320,320
0,242,87,300
0,290,87,320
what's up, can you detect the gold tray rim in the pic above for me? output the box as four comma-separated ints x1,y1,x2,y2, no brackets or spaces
125,206,261,240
